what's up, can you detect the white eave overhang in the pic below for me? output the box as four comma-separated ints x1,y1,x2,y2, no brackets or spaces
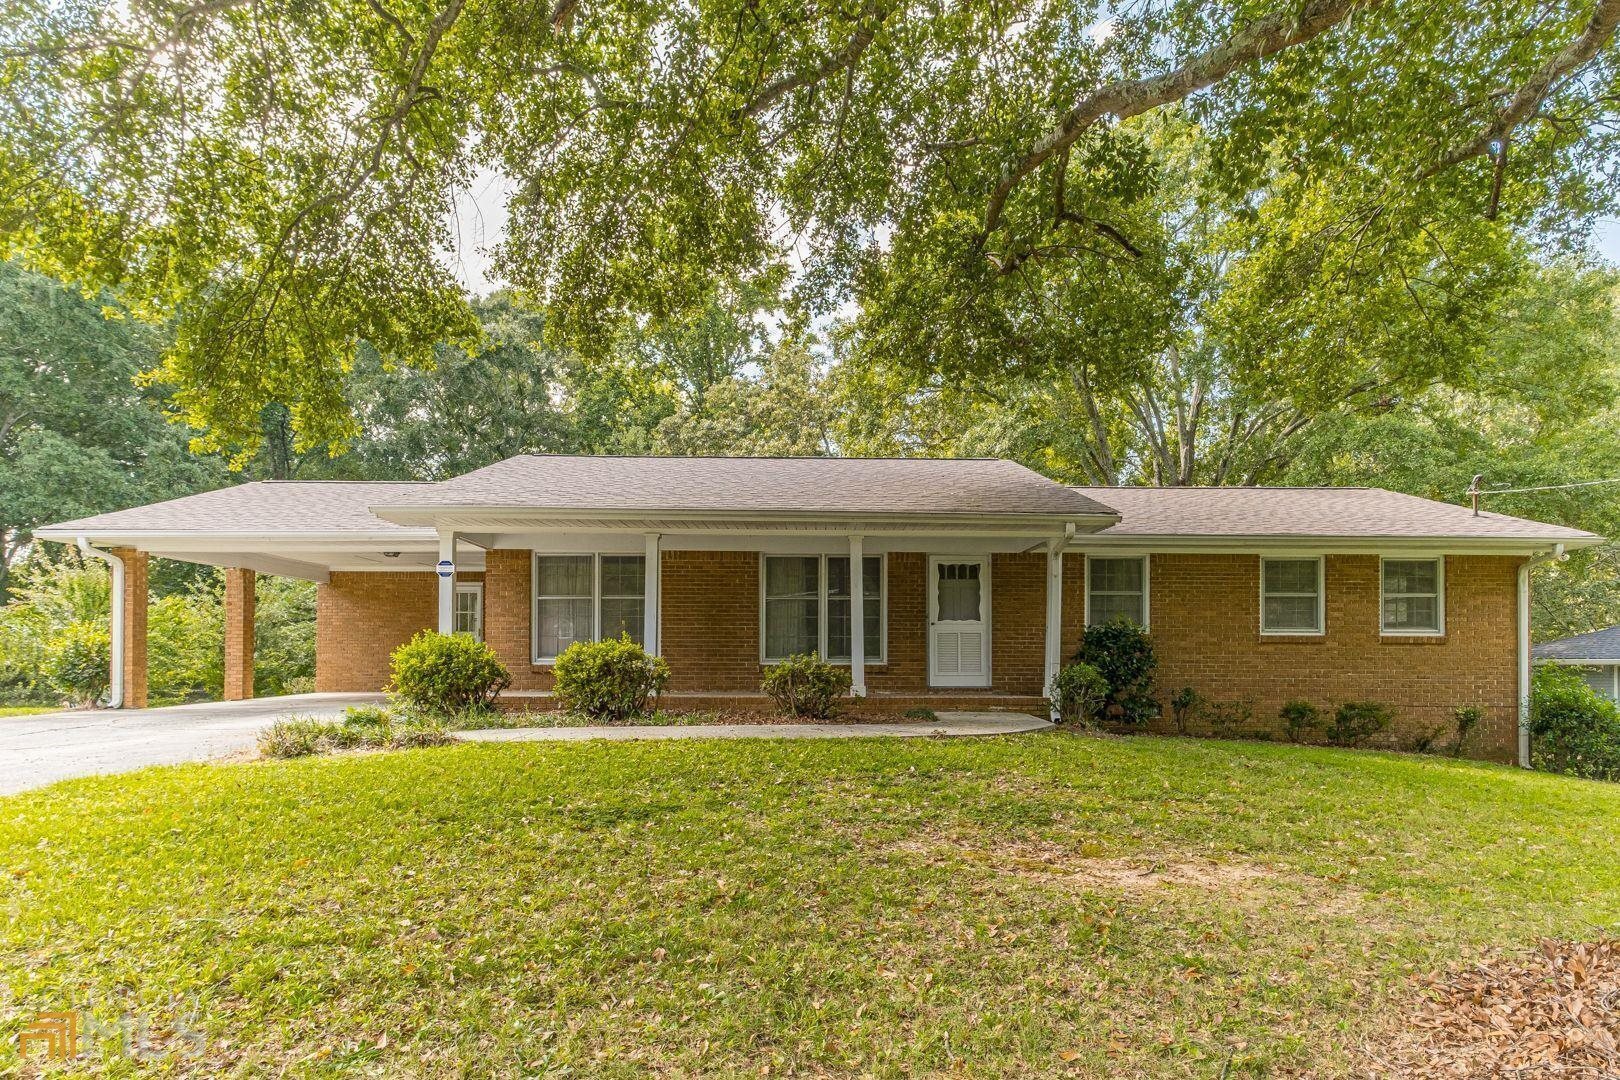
1065,533,1603,555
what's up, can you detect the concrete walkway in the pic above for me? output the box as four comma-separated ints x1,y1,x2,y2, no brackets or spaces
0,693,384,796
460,711,1054,744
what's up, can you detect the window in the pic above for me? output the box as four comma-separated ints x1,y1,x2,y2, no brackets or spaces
1260,557,1323,635
1381,557,1444,635
762,554,885,663
453,583,483,640
533,554,646,661
1086,556,1148,627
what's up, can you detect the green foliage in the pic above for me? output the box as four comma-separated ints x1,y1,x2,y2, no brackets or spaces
1280,701,1323,744
258,714,455,758
1453,706,1485,758
1170,687,1202,735
1327,701,1394,748
253,578,316,697
342,705,392,731
1047,662,1109,727
902,707,938,722
1197,698,1255,738
551,636,671,723
44,621,110,706
389,631,511,714
1075,621,1158,725
761,654,852,720
1530,666,1620,781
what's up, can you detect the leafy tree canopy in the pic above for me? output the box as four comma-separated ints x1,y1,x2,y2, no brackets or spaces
3,0,1618,458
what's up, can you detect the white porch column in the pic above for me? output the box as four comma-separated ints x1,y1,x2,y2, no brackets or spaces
1044,539,1064,718
849,534,866,697
644,533,662,654
436,531,457,634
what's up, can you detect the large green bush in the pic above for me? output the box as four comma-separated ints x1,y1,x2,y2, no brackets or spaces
1048,661,1108,725
1075,620,1158,724
1531,666,1620,781
762,653,852,719
552,635,671,722
389,631,511,713
1326,700,1393,747
46,621,111,706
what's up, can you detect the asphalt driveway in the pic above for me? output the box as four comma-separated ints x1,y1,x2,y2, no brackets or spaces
0,693,384,796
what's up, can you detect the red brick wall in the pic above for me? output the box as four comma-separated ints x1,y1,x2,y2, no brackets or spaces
222,567,255,701
315,570,482,693
1142,553,1522,760
111,547,149,709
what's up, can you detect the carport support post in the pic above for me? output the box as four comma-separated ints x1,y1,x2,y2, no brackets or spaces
110,547,149,709
437,532,457,634
223,568,256,701
1044,540,1063,721
643,533,661,654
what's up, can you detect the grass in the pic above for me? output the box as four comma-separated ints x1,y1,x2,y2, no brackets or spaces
2,734,1619,1076
0,705,53,717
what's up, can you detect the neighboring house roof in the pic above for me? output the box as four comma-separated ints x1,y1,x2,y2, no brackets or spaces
1534,627,1620,662
1074,486,1599,544
35,482,434,539
372,456,1117,520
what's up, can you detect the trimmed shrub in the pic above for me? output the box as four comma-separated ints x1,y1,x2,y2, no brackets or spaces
1170,687,1202,735
1530,666,1620,781
1327,700,1393,747
762,653,852,719
1074,620,1157,724
45,621,111,706
1048,661,1108,726
1279,700,1322,743
552,635,671,722
389,631,510,713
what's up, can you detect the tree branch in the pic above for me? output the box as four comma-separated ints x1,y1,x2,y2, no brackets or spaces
736,4,890,120
981,0,1383,240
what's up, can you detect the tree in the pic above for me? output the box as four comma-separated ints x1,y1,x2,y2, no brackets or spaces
654,337,835,456
0,261,223,598
4,0,1619,456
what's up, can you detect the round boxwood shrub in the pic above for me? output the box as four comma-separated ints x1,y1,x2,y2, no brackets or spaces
552,635,671,722
1075,619,1157,725
1048,661,1108,725
762,653,852,719
1327,700,1393,747
389,630,511,714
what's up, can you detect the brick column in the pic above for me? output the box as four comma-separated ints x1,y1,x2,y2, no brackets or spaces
111,547,149,709
223,567,256,701
483,549,537,688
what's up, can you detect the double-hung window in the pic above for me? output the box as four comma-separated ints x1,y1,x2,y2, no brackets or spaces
533,554,646,661
1260,557,1323,634
1381,557,1444,635
1086,556,1148,627
762,554,885,663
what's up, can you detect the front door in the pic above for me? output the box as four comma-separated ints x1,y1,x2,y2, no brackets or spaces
929,556,991,687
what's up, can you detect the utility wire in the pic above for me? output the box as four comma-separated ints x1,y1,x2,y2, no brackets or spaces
1477,477,1620,497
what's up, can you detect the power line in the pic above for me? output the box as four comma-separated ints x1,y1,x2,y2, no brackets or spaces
1479,477,1620,497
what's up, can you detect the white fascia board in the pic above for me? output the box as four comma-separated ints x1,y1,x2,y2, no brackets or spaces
1065,535,1600,556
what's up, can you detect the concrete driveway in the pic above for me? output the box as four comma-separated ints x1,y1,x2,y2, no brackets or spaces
0,693,384,796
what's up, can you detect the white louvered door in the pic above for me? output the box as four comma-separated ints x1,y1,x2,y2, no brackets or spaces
929,556,990,687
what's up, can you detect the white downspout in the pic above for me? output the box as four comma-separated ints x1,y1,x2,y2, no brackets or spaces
76,536,125,709
1519,543,1567,768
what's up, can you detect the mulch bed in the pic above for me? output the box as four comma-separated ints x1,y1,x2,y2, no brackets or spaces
1369,938,1620,1077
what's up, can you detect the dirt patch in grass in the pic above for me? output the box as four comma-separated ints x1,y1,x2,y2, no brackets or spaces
895,835,1271,892
1365,938,1620,1076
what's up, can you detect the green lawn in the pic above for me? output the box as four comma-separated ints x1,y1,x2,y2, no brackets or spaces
2,734,1618,1077
0,705,54,717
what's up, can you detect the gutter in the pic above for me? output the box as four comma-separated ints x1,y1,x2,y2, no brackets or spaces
1519,543,1567,768
76,536,125,709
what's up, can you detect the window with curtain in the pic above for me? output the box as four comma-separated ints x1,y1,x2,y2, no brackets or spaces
533,554,646,661
763,554,885,662
1381,558,1443,634
1086,556,1147,626
935,562,981,622
1260,558,1323,634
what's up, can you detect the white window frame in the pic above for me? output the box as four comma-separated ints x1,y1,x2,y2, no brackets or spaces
1084,554,1150,629
1259,556,1325,636
1379,555,1446,637
531,552,647,664
453,582,484,640
759,553,888,665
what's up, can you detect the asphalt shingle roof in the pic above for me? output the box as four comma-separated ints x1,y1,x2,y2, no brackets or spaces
1534,627,1620,662
36,482,432,536
378,456,1117,518
1075,486,1598,542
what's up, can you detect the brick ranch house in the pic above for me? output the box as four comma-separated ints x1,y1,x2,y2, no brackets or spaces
36,456,1599,763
